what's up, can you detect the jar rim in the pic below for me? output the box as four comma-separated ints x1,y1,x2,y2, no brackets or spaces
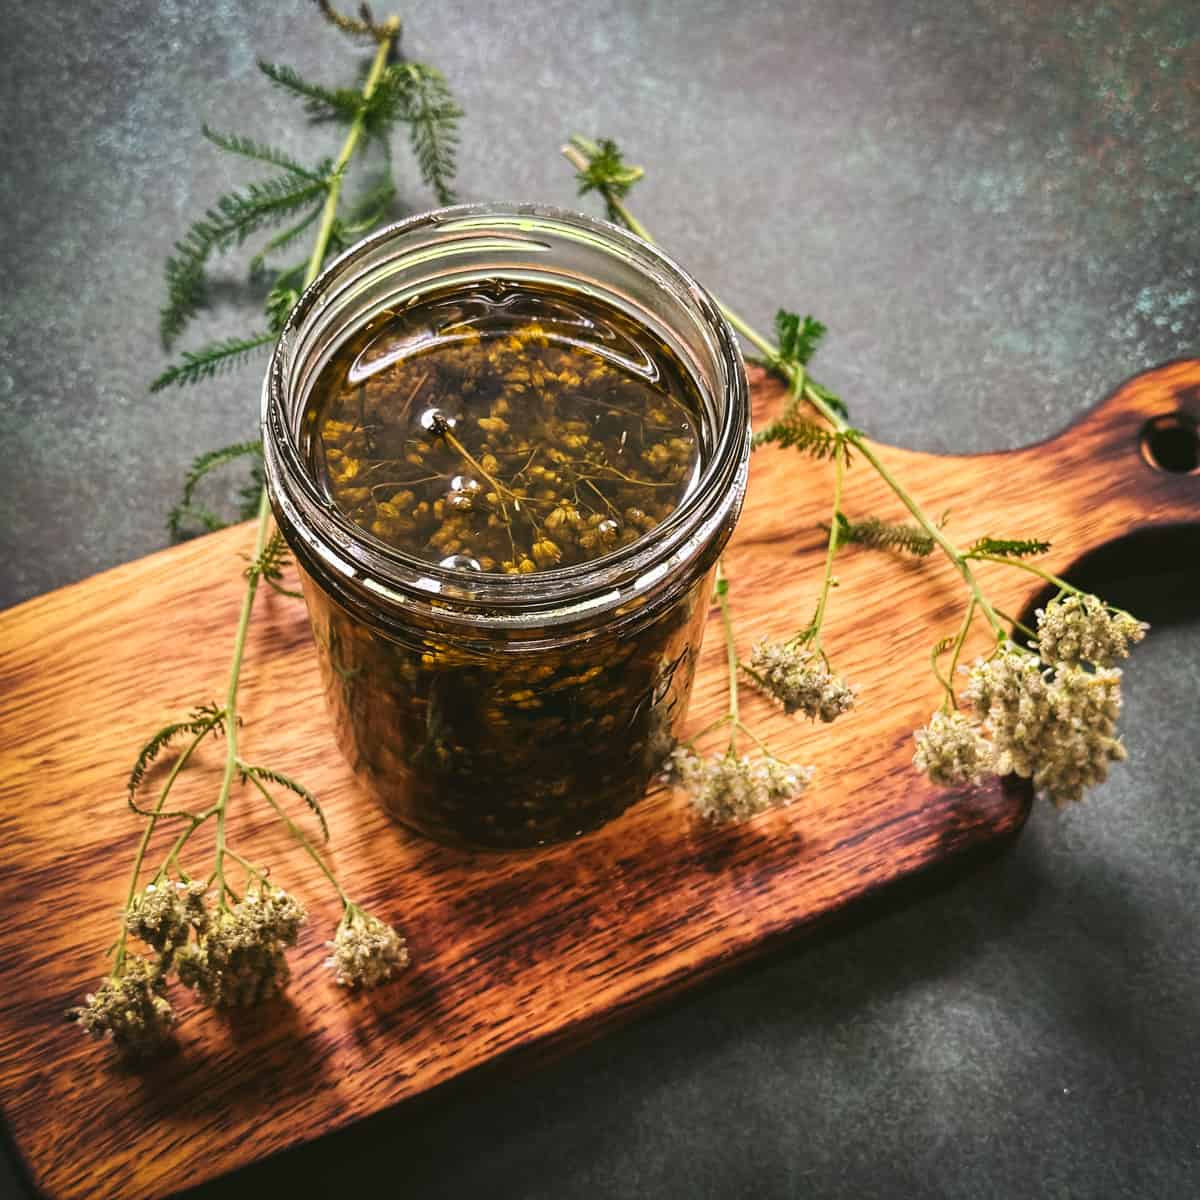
262,202,749,630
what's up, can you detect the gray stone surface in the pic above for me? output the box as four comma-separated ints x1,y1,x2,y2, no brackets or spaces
1,1,1198,1197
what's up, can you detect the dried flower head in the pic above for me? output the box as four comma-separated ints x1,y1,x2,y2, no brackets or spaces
124,881,191,953
746,639,856,723
913,710,995,787
69,957,174,1056
669,746,812,823
176,885,307,1007
964,647,1126,806
326,907,409,989
1036,593,1147,667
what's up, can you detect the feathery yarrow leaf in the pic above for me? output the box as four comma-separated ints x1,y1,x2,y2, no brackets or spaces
774,309,826,368
244,528,302,598
201,125,323,179
240,762,328,842
159,171,328,347
967,536,1052,559
835,513,935,557
168,441,263,539
151,332,276,392
379,63,462,204
257,59,364,122
128,704,226,809
753,417,844,459
570,135,644,222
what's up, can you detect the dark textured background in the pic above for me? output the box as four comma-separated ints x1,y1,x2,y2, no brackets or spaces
1,1,1198,1196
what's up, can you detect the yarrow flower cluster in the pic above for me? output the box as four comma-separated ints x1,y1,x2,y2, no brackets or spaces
964,647,1126,807
70,957,175,1058
1035,592,1146,667
176,886,308,1007
124,879,208,954
913,594,1140,807
746,639,856,723
669,747,812,823
72,871,412,1054
326,906,409,989
912,710,993,787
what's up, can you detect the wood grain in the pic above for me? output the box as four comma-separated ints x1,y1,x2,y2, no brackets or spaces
1,362,1197,1200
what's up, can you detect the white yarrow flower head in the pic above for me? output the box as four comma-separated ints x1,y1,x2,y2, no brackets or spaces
913,710,995,787
327,907,409,989
669,746,812,823
1035,593,1147,667
747,639,856,723
964,646,1126,807
176,885,307,1008
70,957,175,1056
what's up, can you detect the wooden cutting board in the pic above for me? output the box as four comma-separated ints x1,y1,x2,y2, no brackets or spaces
1,362,1197,1200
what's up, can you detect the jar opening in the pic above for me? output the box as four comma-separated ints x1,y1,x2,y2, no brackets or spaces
263,204,749,630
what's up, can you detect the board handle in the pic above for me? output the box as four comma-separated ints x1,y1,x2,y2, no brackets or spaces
1012,358,1199,526
979,359,1200,623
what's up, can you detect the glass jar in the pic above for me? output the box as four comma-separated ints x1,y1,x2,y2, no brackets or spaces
262,204,749,849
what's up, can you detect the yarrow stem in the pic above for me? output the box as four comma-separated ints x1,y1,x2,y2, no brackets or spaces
111,16,401,977
304,24,397,285
804,433,846,655
941,597,978,709
189,25,400,912
714,561,740,753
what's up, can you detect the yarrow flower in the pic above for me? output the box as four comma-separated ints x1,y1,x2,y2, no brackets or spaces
668,746,813,823
964,646,1126,807
1035,593,1147,667
912,710,994,786
69,957,174,1056
124,879,209,954
746,639,856,723
176,885,307,1007
326,907,409,989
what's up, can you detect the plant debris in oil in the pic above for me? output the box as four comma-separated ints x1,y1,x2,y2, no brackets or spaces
305,281,705,573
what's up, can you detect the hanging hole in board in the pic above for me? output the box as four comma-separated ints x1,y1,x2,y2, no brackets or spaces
1140,413,1200,475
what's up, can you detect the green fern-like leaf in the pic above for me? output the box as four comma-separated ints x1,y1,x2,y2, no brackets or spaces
128,704,226,812
240,762,329,842
753,417,844,460
967,536,1052,559
258,59,364,122
245,528,302,597
835,513,935,557
201,125,323,179
151,332,276,392
168,441,263,540
161,253,208,350
570,135,644,223
160,172,328,347
774,310,826,368
371,63,462,204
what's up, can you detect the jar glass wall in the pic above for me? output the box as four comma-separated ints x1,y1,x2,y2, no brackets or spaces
263,204,749,849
